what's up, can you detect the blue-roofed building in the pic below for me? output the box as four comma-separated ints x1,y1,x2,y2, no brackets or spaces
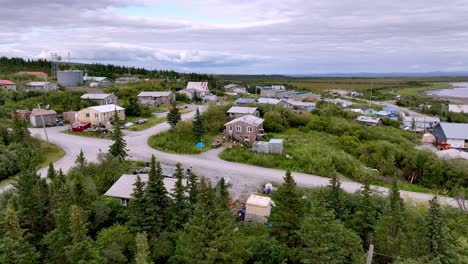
376,110,400,120
383,105,401,113
235,98,257,105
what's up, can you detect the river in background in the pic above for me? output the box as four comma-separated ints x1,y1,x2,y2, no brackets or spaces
426,82,468,99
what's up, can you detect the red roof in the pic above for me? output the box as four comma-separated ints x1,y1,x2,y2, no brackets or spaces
19,71,48,77
0,80,16,85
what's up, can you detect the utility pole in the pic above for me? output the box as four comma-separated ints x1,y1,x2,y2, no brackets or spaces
366,244,374,264
369,80,374,101
37,104,49,143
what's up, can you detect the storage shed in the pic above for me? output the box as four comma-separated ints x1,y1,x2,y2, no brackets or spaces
269,139,284,154
30,109,57,127
62,111,78,123
252,141,269,153
245,195,272,223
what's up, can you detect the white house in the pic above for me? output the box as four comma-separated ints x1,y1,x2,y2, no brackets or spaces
448,104,468,113
433,122,468,149
0,80,16,90
224,84,247,94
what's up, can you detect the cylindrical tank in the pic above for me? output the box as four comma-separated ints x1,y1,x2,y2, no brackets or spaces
57,70,83,87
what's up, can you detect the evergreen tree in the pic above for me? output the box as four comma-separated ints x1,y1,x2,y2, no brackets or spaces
135,232,151,264
168,163,190,230
425,196,457,263
188,171,198,212
125,96,141,117
128,175,146,233
96,224,133,264
0,205,39,264
109,110,127,161
269,170,304,247
143,155,170,236
216,177,230,209
192,107,205,141
16,169,49,239
46,162,56,180
295,201,364,264
374,174,407,263
42,207,72,264
167,102,181,130
10,115,30,143
325,172,346,220
350,176,379,247
65,205,105,264
75,149,86,167
172,179,246,263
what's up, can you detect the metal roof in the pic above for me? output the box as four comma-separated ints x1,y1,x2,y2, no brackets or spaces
31,109,57,116
403,115,440,123
138,91,173,97
283,100,316,107
257,98,280,104
269,139,284,144
26,81,53,86
104,174,181,199
88,104,124,112
438,122,468,139
235,98,256,104
186,81,209,91
225,115,264,126
83,76,110,82
80,93,113,100
227,106,258,114
356,115,381,124
0,80,15,85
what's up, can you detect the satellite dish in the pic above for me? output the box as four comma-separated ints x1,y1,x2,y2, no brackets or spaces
57,56,62,61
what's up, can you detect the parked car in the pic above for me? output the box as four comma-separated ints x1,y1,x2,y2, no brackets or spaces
71,122,91,132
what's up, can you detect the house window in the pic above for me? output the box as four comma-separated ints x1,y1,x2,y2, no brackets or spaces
121,198,129,206
247,126,253,133
85,113,90,117
229,126,233,131
236,126,242,132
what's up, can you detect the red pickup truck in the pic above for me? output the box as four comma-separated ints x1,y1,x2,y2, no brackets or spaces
71,122,91,132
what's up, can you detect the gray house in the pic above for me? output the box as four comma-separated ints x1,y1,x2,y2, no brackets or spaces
137,91,175,107
30,109,57,127
227,106,259,118
80,93,118,105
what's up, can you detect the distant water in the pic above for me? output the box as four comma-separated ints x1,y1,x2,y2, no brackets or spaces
426,82,468,98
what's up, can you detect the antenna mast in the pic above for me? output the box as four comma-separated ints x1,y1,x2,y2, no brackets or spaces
51,52,62,78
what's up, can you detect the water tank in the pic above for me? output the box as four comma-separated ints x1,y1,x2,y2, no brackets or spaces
57,70,83,87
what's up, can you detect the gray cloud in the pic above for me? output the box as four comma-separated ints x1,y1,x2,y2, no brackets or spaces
1,0,468,73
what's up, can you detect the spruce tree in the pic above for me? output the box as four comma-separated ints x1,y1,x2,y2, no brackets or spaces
188,171,198,214
172,178,246,263
325,172,345,220
374,174,407,263
269,170,304,247
125,96,141,117
75,149,86,167
47,162,57,180
0,205,39,263
10,115,30,143
143,155,170,236
109,110,127,161
216,177,230,209
128,175,146,233
295,202,364,264
192,107,205,141
16,169,49,239
426,196,455,262
65,205,105,264
168,163,190,230
135,232,151,264
167,102,181,130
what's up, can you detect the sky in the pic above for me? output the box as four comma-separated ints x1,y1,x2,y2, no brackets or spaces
1,0,468,74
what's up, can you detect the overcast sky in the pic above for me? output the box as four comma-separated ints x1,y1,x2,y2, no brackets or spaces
1,0,468,74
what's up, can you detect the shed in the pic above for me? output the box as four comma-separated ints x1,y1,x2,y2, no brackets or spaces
9,110,30,121
252,141,269,153
245,195,272,223
433,122,468,149
30,109,57,127
235,98,257,105
269,139,284,154
62,111,78,123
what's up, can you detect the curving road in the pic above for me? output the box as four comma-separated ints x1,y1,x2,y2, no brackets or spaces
1,107,466,209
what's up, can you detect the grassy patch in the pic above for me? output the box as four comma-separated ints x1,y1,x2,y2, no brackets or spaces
148,122,215,154
0,177,15,188
36,140,66,168
372,180,433,194
395,82,453,97
63,129,113,139
126,115,166,131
